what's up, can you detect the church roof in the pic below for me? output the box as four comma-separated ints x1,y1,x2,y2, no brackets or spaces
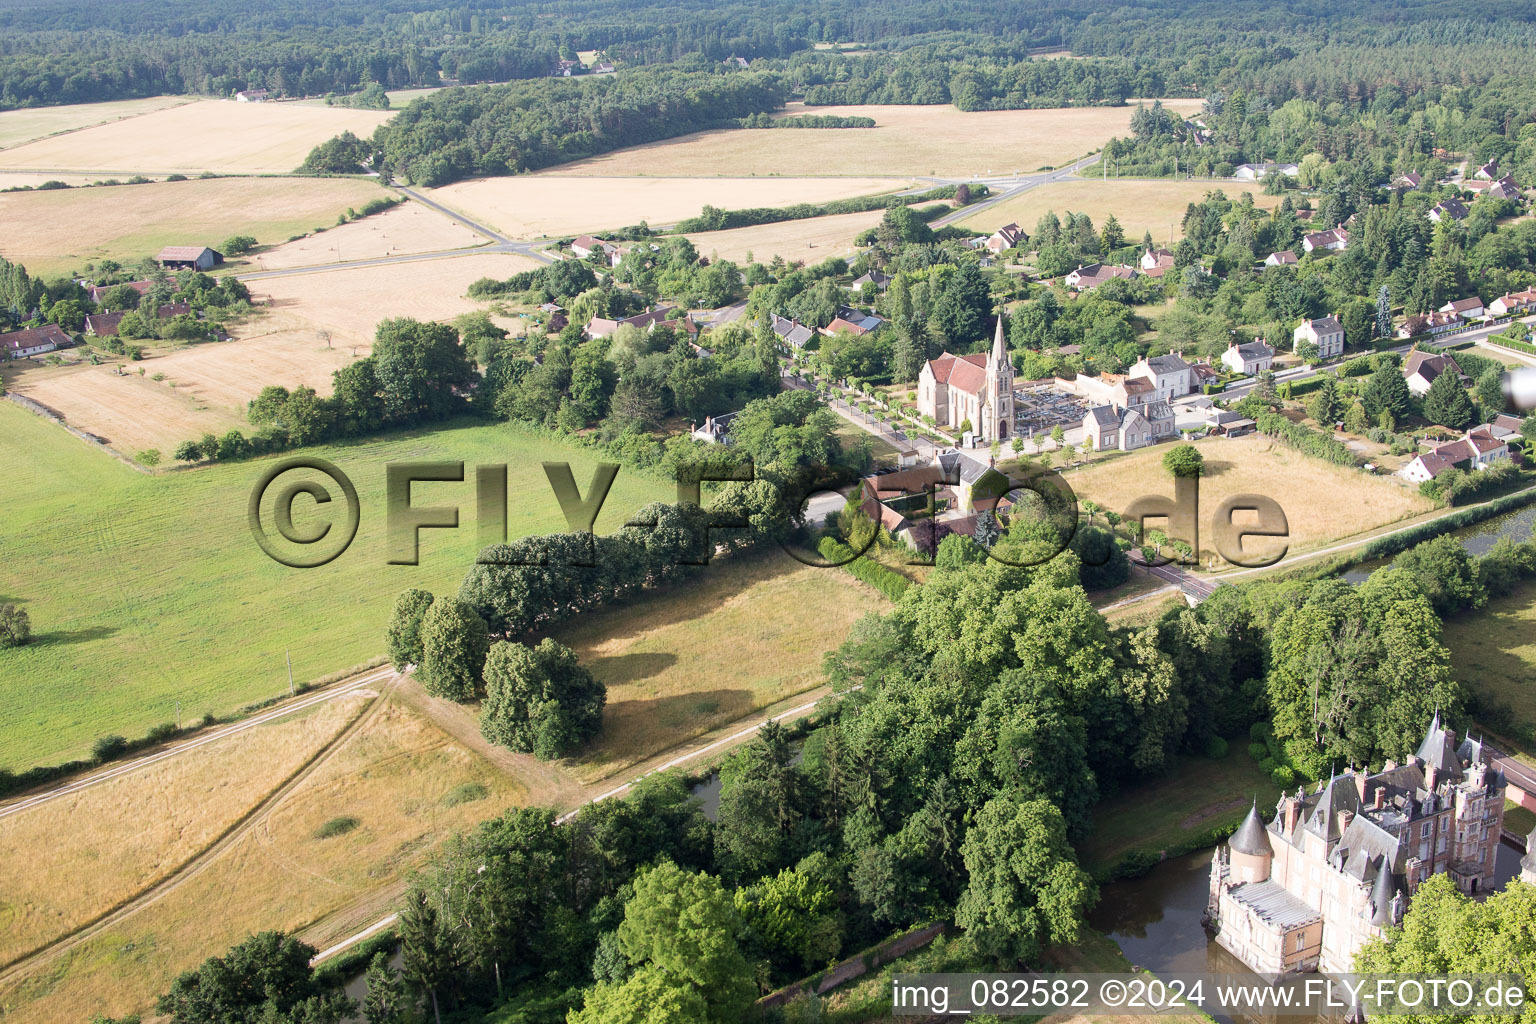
947,357,989,397
1230,802,1273,857
925,351,988,385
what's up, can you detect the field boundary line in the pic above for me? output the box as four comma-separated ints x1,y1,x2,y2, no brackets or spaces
0,664,397,820
3,392,152,474
0,98,197,156
0,682,389,985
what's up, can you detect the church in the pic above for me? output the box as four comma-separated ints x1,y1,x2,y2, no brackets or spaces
915,314,1014,443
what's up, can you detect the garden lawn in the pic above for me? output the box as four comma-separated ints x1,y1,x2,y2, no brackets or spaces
0,405,669,769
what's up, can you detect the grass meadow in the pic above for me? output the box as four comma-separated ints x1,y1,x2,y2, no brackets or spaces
1443,580,1536,744
0,97,192,152
0,404,670,769
0,176,392,279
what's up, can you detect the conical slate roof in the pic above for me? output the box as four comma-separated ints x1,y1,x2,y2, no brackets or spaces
1369,859,1399,926
1416,711,1460,777
1230,802,1273,857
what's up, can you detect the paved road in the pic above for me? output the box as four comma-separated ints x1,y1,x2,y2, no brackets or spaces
1141,561,1222,601
0,664,396,822
930,154,1103,230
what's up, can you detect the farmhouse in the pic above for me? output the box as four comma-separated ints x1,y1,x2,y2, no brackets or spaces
1475,160,1500,181
156,245,221,271
1399,428,1509,482
1301,227,1349,253
1440,296,1485,319
1209,716,1504,975
985,223,1027,253
1293,315,1345,359
84,301,194,337
1489,290,1536,316
1221,337,1275,375
1402,350,1462,396
1063,263,1138,290
850,269,891,292
234,89,270,103
85,280,152,305
916,315,1014,441
1264,250,1298,266
1129,351,1198,401
570,235,620,262
1484,177,1522,201
1392,171,1422,190
583,305,679,340
770,313,815,349
0,323,71,359
1396,311,1462,339
1429,199,1468,223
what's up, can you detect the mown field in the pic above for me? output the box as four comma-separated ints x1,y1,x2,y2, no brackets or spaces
556,551,889,782
681,208,886,266
0,96,192,151
0,404,670,769
0,176,392,278
250,200,487,270
0,693,527,1024
0,99,392,176
959,178,1282,244
1066,435,1435,566
540,101,1203,179
429,174,911,239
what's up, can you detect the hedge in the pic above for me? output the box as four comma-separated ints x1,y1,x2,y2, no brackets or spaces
1255,410,1356,466
818,536,911,601
1488,334,1536,357
673,184,986,234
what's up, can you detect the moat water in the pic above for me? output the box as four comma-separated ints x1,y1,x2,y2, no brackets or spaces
1342,500,1536,583
1088,844,1525,1024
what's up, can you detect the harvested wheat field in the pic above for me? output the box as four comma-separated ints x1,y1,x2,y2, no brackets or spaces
0,695,528,1024
0,99,392,176
428,174,913,238
0,172,140,190
0,693,371,967
249,250,544,348
958,178,1281,245
682,208,886,266
250,200,488,270
0,176,392,278
0,96,192,151
539,101,1203,179
558,551,889,784
2,361,248,456
1066,434,1435,565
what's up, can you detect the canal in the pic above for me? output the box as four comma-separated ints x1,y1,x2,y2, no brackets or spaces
1343,500,1536,583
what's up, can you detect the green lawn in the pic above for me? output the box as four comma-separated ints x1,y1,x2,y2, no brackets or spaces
0,404,669,768
1077,744,1282,873
1443,580,1536,745
830,418,904,470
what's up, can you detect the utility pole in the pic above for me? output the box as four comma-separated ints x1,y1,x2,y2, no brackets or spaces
286,649,295,696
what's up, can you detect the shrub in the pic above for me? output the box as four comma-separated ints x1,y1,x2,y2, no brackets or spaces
1247,742,1268,762
147,722,179,744
1271,766,1297,786
314,816,360,839
441,782,489,807
92,735,129,762
1203,735,1229,759
135,448,162,466
817,536,909,600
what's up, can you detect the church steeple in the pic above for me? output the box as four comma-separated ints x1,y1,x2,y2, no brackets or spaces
991,309,1008,368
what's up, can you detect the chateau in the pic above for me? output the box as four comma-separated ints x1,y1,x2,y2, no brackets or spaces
1208,715,1505,975
916,315,1014,443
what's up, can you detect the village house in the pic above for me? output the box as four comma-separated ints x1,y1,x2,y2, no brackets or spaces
690,411,740,444
570,235,621,264
985,223,1027,254
234,89,269,102
1397,311,1463,339
1402,350,1463,396
1264,250,1298,267
916,315,1014,442
1480,412,1527,442
1129,351,1198,401
1209,716,1505,975
1222,337,1275,375
858,448,1007,552
821,306,885,337
1489,290,1536,317
1063,263,1138,290
1082,399,1176,452
1400,427,1509,483
583,305,678,340
849,268,891,293
1429,199,1470,224
1475,160,1500,181
1440,296,1485,320
1392,171,1422,191
1484,177,1522,201
0,323,72,359
1301,226,1349,253
770,313,815,350
84,280,152,305
1140,248,1177,275
1293,315,1345,359
84,301,194,337
156,246,221,271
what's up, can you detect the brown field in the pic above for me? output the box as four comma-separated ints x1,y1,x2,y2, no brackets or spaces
0,176,391,278
0,100,392,175
249,201,488,270
0,695,529,1024
0,693,370,967
429,174,913,239
538,101,1203,179
557,551,889,783
959,178,1281,244
2,252,539,454
0,97,192,151
1066,435,1435,564
681,208,885,265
